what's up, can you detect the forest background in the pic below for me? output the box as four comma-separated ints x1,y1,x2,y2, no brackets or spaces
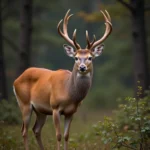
0,0,150,149
0,0,150,108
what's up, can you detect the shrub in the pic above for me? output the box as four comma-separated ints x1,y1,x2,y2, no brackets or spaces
0,98,21,125
93,89,150,150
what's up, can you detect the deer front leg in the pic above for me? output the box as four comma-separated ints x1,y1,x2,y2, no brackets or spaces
64,115,73,150
53,109,61,150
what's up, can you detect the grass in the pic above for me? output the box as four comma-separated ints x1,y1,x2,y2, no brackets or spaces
0,109,113,150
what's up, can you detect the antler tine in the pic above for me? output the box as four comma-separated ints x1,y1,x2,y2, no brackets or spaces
90,10,112,50
57,19,64,37
57,9,81,49
63,9,71,34
105,10,111,22
86,30,91,49
100,10,109,23
86,32,96,49
67,14,73,21
73,29,81,49
90,34,96,46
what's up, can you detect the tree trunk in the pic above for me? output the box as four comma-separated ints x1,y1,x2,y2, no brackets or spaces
0,0,8,100
130,0,149,98
18,0,33,76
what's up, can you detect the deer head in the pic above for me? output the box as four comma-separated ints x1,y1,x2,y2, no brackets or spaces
57,9,112,74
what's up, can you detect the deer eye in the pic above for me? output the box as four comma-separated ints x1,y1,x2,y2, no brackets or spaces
88,57,92,61
75,57,78,61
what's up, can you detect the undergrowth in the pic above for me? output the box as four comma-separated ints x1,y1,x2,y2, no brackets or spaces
93,86,150,150
0,98,21,125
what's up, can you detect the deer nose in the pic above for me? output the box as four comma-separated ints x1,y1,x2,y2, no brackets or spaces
79,65,86,72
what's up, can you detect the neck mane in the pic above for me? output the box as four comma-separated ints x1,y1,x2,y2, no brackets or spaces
67,64,93,103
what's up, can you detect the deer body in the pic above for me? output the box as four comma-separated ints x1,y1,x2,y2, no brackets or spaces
14,66,92,116
13,9,112,150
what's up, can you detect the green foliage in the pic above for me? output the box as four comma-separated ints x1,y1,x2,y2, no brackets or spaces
0,99,21,125
93,90,150,150
0,128,20,150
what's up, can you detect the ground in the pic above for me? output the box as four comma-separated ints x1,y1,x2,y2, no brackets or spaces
0,109,112,150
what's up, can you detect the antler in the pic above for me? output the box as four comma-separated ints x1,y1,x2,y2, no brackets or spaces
57,9,81,49
86,10,112,50
86,31,96,49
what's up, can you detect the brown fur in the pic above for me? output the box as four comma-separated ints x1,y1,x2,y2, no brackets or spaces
14,65,92,115
13,63,93,150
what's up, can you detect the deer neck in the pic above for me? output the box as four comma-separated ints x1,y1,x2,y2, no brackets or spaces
67,63,93,103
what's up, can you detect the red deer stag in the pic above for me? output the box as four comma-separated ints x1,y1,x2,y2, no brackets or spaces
13,9,112,150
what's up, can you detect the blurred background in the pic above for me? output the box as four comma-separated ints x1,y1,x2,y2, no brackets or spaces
0,0,150,149
0,0,150,108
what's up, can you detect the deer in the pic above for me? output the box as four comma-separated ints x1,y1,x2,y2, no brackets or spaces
13,9,112,150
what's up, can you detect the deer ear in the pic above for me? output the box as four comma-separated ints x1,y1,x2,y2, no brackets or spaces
92,44,104,57
63,44,75,57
